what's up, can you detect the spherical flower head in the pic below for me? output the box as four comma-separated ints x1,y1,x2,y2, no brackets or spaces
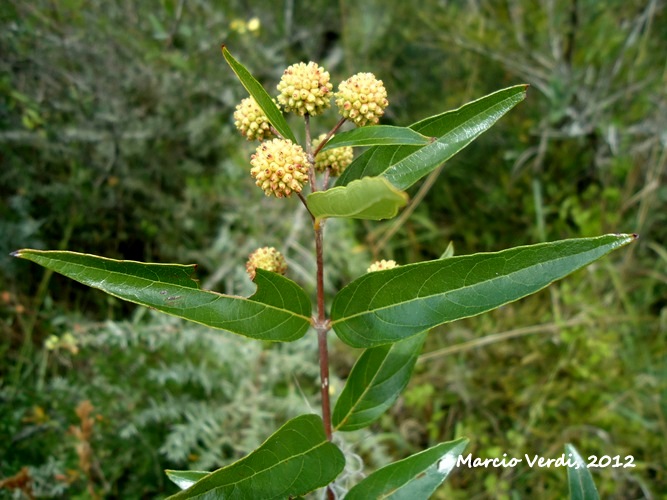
335,72,389,127
312,134,354,177
367,259,398,273
246,247,287,280
277,62,333,116
250,138,308,198
233,96,276,142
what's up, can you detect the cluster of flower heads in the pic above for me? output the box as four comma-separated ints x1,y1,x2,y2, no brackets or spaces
233,60,389,199
238,63,390,282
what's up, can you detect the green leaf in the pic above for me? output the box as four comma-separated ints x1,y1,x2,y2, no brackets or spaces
166,414,345,499
307,177,408,221
13,250,311,342
221,45,297,143
333,332,426,431
331,234,636,347
336,85,528,190
345,438,468,499
566,444,600,500
165,471,210,490
320,126,432,152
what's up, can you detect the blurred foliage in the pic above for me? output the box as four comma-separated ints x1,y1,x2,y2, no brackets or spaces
1,0,666,498
1,312,322,498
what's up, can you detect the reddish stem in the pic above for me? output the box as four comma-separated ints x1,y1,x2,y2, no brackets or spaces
302,116,335,498
314,221,332,441
312,117,347,158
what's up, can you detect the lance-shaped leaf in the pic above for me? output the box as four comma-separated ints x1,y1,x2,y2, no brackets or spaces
336,85,528,190
345,438,468,499
307,177,408,221
319,126,432,152
331,234,637,348
333,332,426,431
566,443,600,500
13,250,311,342
165,471,210,491
221,45,297,143
166,414,345,499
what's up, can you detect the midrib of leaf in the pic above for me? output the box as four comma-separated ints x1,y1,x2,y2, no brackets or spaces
61,260,311,322
332,246,609,325
410,85,527,136
383,91,527,188
377,466,437,499
196,434,331,496
334,348,393,430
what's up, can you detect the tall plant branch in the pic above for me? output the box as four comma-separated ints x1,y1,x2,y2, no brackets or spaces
314,221,332,440
315,216,334,500
302,123,333,444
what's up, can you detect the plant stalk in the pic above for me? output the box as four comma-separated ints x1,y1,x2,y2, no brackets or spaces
312,117,347,158
314,218,335,500
314,220,332,441
305,113,334,498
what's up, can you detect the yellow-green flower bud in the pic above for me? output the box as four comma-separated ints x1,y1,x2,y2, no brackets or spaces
312,134,354,177
233,97,276,142
335,73,389,127
246,247,288,280
277,62,333,116
367,259,398,273
250,138,309,198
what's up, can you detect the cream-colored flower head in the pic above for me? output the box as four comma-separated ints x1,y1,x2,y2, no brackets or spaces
246,247,287,280
250,138,308,198
367,259,398,273
312,134,354,177
335,73,389,127
233,97,276,142
277,62,333,116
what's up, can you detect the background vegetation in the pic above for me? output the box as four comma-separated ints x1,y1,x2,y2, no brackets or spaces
1,0,665,498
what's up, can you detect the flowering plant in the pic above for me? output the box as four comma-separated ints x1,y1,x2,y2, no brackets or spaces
12,46,634,498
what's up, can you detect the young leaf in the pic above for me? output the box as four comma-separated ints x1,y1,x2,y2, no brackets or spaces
13,250,311,342
319,126,432,152
336,85,528,190
566,443,600,500
165,471,209,490
345,438,468,499
331,234,637,348
333,331,426,431
166,414,345,499
440,241,455,259
307,177,408,221
221,45,297,143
